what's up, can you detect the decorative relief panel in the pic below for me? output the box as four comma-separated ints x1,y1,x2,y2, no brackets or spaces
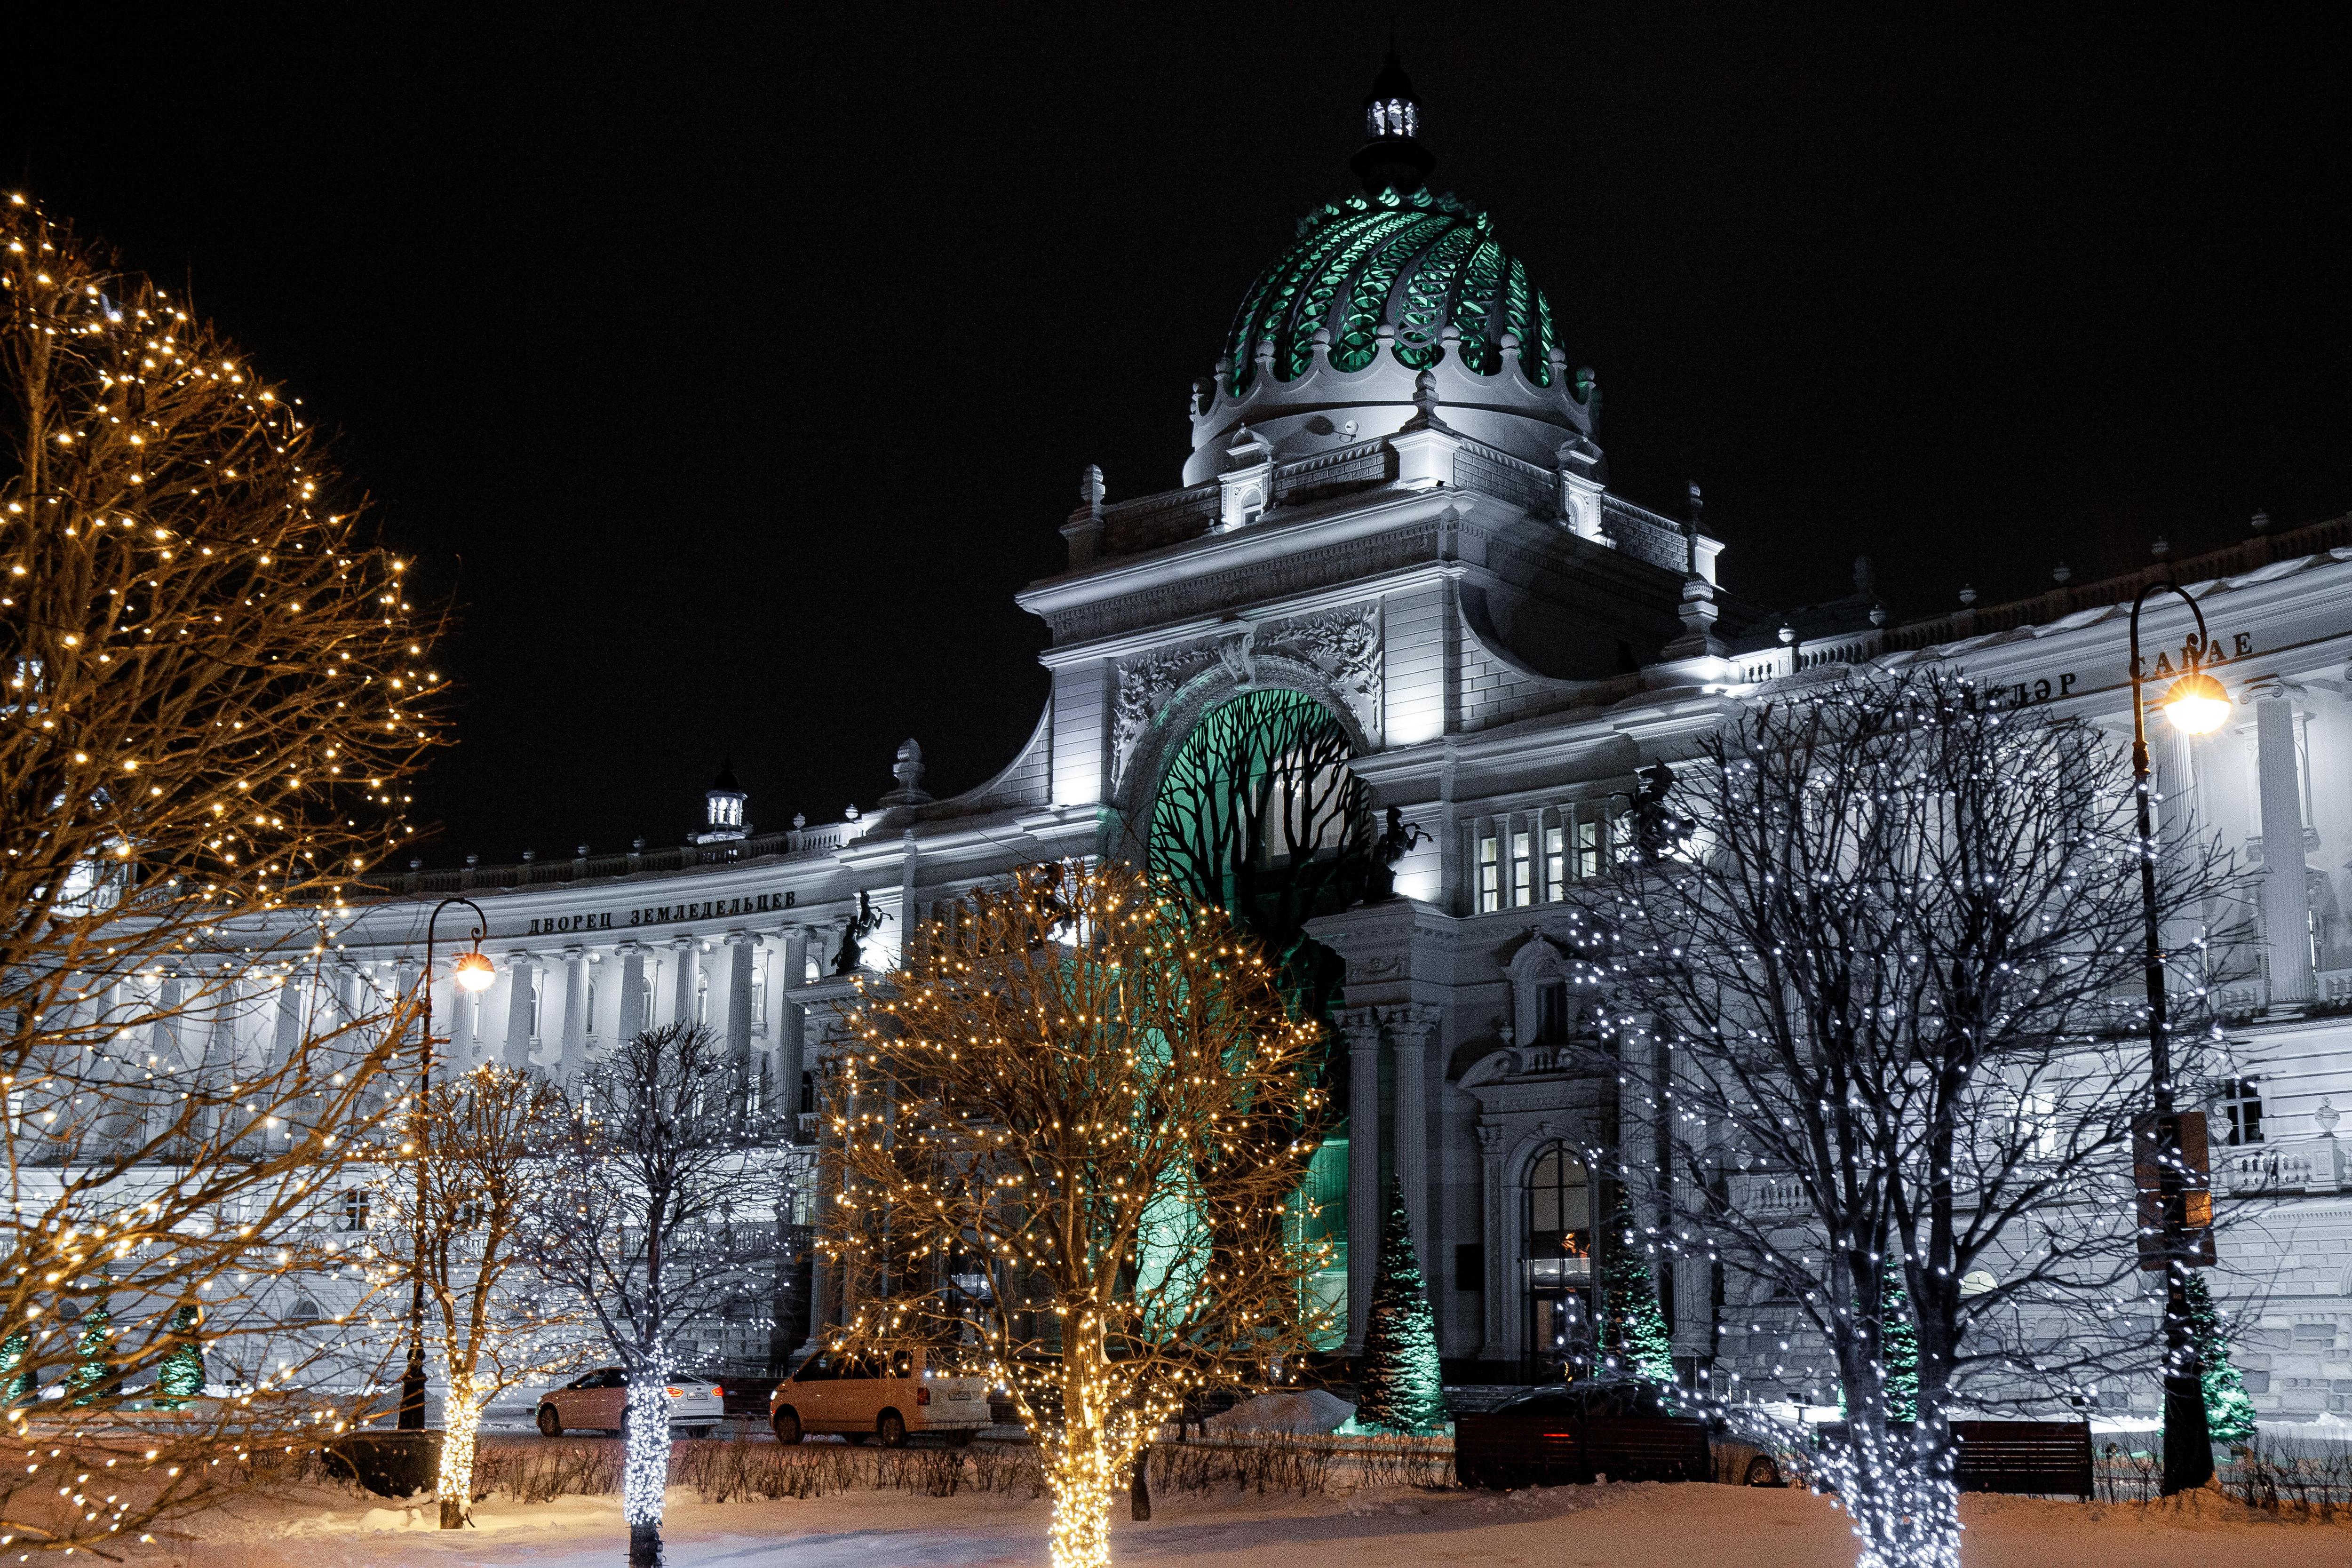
1110,644,1216,792
1259,602,1383,746
1108,600,1386,792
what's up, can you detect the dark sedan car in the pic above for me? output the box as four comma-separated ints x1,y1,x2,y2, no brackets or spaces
1455,1380,1785,1489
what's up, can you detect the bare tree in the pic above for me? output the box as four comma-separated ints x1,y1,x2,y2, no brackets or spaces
825,860,1333,1568
531,1024,788,1568
1561,670,2240,1568
0,194,444,1550
1145,688,1373,990
378,1065,584,1528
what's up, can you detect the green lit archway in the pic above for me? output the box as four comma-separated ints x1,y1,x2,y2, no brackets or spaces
1147,687,1373,1351
1146,686,1374,959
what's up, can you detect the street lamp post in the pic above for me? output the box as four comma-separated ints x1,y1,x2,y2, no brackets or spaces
395,897,497,1432
2125,581,2230,1495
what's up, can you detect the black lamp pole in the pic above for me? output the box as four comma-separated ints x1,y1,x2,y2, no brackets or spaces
396,896,489,1432
2125,581,2216,1495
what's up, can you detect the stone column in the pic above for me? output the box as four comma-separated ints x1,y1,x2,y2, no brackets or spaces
2148,716,2201,970
1477,1122,1510,1363
445,953,478,1070
558,947,590,1083
669,936,699,1028
1340,1007,1384,1354
795,1018,840,1360
724,931,756,1106
502,952,538,1070
779,928,809,1139
2249,676,2314,1006
1390,1005,1439,1281
615,941,647,1042
270,971,303,1074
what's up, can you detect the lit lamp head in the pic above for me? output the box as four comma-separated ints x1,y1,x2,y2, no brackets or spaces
2161,661,2230,735
453,948,497,993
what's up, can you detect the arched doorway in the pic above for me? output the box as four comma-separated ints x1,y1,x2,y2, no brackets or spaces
1524,1142,1594,1378
1148,687,1374,1349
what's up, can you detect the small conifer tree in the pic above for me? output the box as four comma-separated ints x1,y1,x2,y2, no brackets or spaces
2185,1273,2257,1445
1356,1174,1446,1433
66,1302,114,1408
1882,1260,1919,1422
156,1306,206,1408
1596,1192,1674,1385
0,1335,30,1404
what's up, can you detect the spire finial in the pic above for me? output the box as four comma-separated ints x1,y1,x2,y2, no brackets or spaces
1351,48,1435,194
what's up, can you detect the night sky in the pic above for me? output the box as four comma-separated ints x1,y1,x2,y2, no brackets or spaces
9,5,2348,863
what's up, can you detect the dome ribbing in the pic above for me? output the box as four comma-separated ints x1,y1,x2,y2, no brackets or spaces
1220,187,1561,399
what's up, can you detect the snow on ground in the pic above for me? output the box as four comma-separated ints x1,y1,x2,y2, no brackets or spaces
119,1473,2352,1568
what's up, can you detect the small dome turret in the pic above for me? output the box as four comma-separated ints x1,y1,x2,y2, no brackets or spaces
692,757,748,844
1351,50,1436,195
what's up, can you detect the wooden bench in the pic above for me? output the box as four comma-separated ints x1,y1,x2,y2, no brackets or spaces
1813,1418,2093,1500
1950,1420,2092,1500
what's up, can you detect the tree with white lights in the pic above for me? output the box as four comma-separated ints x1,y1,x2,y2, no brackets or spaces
824,860,1333,1568
0,191,442,1552
531,1023,789,1568
380,1065,585,1528
1560,669,2239,1568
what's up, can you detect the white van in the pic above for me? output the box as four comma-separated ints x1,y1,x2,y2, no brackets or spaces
770,1347,990,1447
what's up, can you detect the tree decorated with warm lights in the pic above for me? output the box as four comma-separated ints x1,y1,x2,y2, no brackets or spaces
530,1023,789,1568
1557,669,2239,1568
1,192,442,1552
1355,1173,1444,1433
2184,1272,2256,1446
376,1065,586,1529
1595,1192,1674,1387
825,860,1333,1568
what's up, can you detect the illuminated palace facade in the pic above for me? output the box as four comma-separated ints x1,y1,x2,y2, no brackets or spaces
310,67,2352,1418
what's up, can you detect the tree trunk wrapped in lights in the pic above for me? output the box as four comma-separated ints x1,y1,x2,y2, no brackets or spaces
1557,669,2241,1568
529,1024,791,1568
0,195,444,1553
824,860,1333,1568
1356,1173,1444,1433
377,1066,585,1529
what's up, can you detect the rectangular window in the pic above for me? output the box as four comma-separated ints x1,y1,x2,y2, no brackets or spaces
1477,832,1500,914
1575,817,1600,880
1454,1242,1484,1292
340,1187,371,1231
1543,822,1565,900
1511,828,1533,907
1536,982,1570,1044
2219,1078,2263,1145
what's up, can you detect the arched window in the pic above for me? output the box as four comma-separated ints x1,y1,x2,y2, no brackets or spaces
1524,1143,1593,1376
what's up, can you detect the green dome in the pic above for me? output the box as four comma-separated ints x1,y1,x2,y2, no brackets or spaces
1221,188,1561,398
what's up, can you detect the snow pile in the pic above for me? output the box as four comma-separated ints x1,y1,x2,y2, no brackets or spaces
1203,1389,1355,1434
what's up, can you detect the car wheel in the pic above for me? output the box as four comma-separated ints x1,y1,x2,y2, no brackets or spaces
876,1410,908,1449
1744,1454,1783,1488
772,1407,803,1445
537,1406,564,1439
